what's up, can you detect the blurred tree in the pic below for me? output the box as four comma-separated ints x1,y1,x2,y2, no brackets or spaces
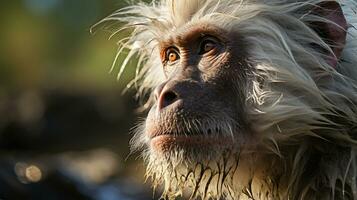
0,1,151,199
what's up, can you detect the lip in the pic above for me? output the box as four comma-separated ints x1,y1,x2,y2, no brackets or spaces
150,134,234,152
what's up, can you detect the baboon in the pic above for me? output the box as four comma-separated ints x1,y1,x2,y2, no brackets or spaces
97,0,357,199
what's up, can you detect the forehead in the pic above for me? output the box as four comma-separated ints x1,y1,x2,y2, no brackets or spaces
158,22,229,47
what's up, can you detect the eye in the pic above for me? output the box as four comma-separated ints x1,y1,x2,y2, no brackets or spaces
165,47,180,63
199,37,219,54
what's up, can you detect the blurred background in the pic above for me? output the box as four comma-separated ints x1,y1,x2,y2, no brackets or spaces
0,0,152,199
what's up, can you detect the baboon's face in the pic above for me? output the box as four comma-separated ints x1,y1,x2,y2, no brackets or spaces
144,24,250,160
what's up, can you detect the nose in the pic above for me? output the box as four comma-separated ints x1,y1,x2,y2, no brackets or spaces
154,83,179,110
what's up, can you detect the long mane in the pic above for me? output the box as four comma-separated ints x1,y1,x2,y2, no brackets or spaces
95,0,357,199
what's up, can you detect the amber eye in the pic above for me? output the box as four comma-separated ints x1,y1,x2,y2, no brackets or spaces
165,48,180,63
199,37,219,54
203,41,215,52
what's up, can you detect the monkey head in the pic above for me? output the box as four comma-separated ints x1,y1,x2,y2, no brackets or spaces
97,0,357,199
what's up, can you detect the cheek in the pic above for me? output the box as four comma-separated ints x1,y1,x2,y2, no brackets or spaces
164,63,181,78
145,106,159,136
199,53,230,71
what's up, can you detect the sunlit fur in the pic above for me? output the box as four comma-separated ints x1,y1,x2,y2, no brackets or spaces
95,0,357,199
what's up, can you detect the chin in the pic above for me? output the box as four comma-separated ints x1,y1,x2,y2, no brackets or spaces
142,132,243,200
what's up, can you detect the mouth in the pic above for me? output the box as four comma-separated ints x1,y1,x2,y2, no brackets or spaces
149,133,234,153
145,116,238,154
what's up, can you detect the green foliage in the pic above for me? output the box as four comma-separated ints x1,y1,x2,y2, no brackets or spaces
0,0,134,91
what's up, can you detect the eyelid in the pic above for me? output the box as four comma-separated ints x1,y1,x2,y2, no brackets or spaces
202,35,220,42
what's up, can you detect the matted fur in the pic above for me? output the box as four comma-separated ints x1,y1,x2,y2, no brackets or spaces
95,0,357,199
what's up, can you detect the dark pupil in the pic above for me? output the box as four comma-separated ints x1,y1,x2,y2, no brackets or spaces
169,52,176,61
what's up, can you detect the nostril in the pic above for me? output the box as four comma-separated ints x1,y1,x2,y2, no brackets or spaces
163,91,177,104
159,91,178,109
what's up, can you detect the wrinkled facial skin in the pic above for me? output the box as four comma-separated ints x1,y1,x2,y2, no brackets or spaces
145,24,250,159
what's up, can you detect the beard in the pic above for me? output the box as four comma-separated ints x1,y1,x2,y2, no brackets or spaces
129,109,275,200
131,124,256,200
144,148,242,200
